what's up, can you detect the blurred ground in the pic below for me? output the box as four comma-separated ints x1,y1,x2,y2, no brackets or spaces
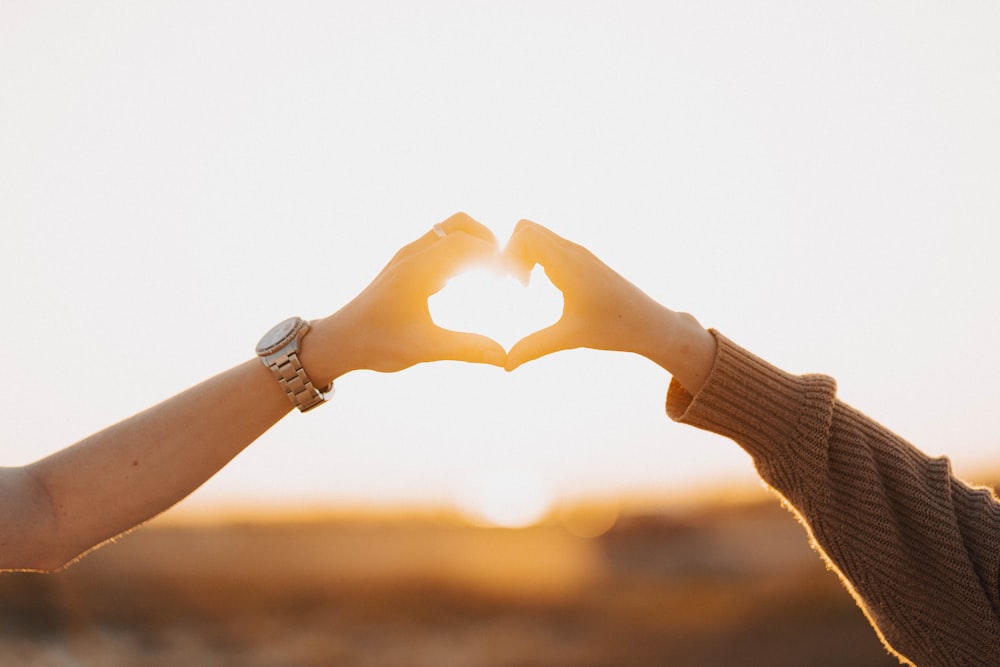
0,498,901,666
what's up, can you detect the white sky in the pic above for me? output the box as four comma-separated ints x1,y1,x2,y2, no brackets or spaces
2,1,999,514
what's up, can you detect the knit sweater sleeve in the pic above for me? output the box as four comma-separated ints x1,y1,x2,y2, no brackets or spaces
666,331,1000,666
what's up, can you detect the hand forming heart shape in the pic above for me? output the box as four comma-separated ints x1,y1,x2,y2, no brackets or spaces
418,215,671,373
311,213,691,384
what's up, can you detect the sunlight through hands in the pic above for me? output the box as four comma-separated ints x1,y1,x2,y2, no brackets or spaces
429,263,563,353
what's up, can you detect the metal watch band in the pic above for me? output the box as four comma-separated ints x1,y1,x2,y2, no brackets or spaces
256,317,331,413
266,349,327,412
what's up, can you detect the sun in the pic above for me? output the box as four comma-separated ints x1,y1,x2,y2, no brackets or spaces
456,469,554,529
428,265,562,351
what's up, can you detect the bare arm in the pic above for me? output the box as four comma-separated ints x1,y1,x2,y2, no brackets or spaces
1,213,504,573
1,360,291,572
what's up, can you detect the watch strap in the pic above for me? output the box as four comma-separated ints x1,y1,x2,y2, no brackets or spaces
266,349,328,412
257,317,331,413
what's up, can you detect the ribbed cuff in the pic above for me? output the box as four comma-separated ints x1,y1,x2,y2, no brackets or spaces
666,330,838,480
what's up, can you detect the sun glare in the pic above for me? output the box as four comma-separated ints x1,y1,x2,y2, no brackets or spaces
429,265,563,351
457,469,554,529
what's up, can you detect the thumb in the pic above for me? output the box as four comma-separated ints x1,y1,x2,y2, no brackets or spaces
505,322,571,372
427,327,507,367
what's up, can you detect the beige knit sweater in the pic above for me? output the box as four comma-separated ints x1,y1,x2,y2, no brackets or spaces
665,331,1000,666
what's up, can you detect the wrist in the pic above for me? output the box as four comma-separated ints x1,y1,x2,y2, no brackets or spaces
640,307,716,395
255,317,331,412
298,310,363,388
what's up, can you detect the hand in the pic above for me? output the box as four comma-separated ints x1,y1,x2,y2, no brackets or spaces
304,213,507,382
502,220,716,393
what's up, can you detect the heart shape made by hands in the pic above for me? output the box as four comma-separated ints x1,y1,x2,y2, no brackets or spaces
429,264,563,352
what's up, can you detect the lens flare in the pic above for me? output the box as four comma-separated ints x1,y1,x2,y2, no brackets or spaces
557,498,619,538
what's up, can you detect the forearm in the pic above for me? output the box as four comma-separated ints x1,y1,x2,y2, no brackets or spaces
13,357,292,571
667,332,1000,664
1,215,503,573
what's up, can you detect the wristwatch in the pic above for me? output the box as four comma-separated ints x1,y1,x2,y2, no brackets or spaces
256,317,333,412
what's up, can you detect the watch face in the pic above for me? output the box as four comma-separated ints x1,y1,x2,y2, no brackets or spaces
256,317,304,355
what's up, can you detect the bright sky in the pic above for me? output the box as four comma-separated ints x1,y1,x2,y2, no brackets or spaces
2,2,999,518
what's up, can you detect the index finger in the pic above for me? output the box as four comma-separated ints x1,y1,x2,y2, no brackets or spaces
397,212,497,262
502,219,575,286
408,230,499,295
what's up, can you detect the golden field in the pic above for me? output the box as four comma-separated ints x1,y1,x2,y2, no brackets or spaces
0,497,900,666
